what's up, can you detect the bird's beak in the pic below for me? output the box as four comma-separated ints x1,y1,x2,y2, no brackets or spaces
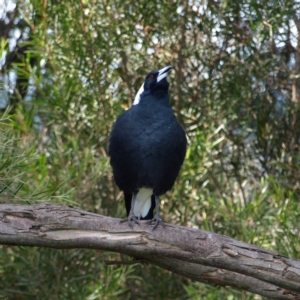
157,65,173,82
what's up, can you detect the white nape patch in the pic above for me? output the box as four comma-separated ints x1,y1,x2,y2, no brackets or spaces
134,188,153,218
157,65,172,82
133,83,144,105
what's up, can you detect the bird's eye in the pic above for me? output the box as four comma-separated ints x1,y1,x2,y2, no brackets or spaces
149,75,154,79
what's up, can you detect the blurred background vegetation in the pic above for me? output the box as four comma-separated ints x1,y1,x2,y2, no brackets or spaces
0,0,299,299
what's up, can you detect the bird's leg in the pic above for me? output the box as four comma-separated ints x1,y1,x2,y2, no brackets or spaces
120,193,139,228
146,195,165,230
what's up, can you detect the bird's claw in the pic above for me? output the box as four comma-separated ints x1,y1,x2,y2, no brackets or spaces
120,213,139,228
146,215,165,231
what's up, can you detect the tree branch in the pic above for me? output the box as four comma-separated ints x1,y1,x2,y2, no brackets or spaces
0,203,299,299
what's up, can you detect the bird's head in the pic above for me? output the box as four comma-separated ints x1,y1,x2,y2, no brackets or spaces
133,65,172,105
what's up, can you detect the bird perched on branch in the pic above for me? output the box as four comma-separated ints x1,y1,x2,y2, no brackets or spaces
109,65,187,230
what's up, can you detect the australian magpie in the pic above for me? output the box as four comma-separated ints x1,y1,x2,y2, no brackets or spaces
109,65,187,230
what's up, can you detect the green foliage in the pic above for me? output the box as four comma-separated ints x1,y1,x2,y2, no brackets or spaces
0,247,135,299
0,0,300,299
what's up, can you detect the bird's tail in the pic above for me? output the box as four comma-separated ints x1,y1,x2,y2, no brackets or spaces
124,191,155,220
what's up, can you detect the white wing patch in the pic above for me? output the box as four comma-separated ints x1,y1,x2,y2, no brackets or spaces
134,188,153,218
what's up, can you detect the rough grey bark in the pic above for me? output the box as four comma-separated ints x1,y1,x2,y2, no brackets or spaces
0,203,299,299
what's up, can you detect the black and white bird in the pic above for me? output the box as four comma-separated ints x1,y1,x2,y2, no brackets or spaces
109,65,187,230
